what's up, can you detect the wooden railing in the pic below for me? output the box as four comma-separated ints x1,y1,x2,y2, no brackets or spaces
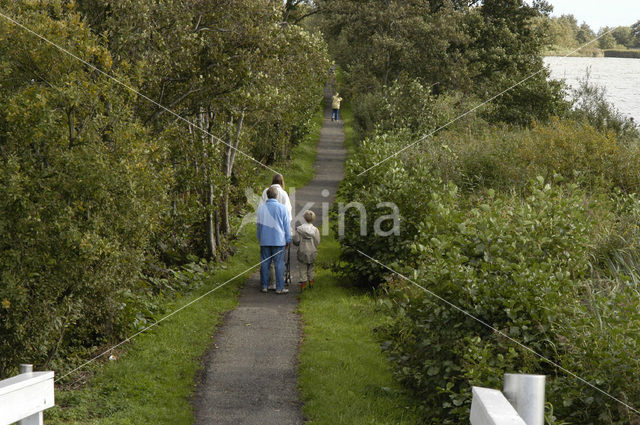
0,364,55,425
470,374,545,425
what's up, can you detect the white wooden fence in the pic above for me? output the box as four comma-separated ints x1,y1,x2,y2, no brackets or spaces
0,366,543,425
470,374,545,425
0,364,55,425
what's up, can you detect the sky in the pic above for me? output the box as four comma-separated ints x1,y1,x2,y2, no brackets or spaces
547,0,640,30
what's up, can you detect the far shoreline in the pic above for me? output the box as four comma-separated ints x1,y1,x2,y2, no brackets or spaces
544,48,640,59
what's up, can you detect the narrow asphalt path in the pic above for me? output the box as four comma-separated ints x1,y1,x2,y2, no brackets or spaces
193,86,346,425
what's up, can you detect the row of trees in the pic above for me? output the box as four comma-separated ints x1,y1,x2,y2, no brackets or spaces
544,14,640,50
0,0,329,377
316,0,565,127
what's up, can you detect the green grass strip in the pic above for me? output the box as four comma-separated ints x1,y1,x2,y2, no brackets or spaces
298,101,418,423
284,108,323,189
297,235,419,424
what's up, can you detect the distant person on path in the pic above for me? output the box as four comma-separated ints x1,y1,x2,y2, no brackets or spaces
257,186,291,294
260,173,292,290
292,210,320,290
331,92,342,122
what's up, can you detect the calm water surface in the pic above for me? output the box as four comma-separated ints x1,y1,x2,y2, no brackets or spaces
544,56,640,124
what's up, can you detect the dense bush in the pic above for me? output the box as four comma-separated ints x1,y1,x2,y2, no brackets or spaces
381,179,597,423
324,1,640,423
336,115,640,423
420,118,640,193
0,3,167,375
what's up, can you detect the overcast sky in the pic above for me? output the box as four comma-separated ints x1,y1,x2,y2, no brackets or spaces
547,0,639,30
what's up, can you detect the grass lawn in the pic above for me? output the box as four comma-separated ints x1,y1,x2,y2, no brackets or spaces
46,105,323,424
297,235,419,424
297,101,419,424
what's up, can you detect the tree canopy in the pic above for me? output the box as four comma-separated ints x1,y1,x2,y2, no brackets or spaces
0,0,329,376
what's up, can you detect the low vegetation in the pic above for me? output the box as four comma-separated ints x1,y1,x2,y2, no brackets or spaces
318,1,640,423
337,91,640,423
604,49,640,59
47,225,258,425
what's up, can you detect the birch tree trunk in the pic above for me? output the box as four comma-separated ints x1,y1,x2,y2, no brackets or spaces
200,109,217,259
221,110,245,235
204,180,217,259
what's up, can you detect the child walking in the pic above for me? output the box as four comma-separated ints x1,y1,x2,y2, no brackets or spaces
292,210,320,290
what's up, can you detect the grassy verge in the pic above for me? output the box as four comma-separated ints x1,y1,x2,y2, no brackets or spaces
282,108,324,190
297,234,419,424
339,102,356,156
297,100,419,424
47,103,325,425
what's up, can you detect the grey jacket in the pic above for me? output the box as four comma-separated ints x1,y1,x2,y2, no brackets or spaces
292,223,320,264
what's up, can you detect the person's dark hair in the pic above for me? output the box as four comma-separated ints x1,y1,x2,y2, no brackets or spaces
272,173,284,188
267,186,278,199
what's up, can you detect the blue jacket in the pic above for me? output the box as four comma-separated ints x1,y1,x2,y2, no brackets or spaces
257,199,291,247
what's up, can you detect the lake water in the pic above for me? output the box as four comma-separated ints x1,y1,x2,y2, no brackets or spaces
544,56,640,124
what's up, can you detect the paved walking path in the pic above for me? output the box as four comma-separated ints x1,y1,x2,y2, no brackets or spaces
193,86,346,425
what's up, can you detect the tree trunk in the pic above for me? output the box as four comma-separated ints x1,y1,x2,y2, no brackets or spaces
221,189,231,235
221,110,245,235
214,208,221,253
199,109,216,259
204,182,217,260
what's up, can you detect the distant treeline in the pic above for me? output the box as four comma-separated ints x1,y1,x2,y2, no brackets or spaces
604,49,640,58
541,14,640,54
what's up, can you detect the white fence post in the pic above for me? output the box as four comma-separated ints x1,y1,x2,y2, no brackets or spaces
0,364,54,425
18,364,42,425
470,387,528,425
503,374,545,425
470,374,546,425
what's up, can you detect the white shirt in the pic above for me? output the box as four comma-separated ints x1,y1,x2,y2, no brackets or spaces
259,184,292,224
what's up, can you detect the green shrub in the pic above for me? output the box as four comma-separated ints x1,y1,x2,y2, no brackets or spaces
0,4,166,376
380,179,597,423
421,119,640,194
338,129,640,423
568,77,639,140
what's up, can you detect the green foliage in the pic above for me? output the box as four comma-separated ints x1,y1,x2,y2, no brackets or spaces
612,26,635,48
0,0,166,377
422,119,640,194
336,102,640,423
381,179,599,423
568,77,640,140
323,1,640,423
542,16,640,54
46,225,260,425
598,28,617,50
0,0,329,377
319,0,564,128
